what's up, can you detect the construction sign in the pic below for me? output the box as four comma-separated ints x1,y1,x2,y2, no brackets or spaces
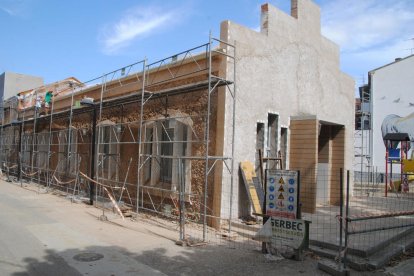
254,217,306,250
266,170,298,219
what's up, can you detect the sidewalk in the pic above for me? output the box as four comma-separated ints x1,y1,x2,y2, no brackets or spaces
1,180,410,275
0,180,323,275
0,181,164,276
385,251,414,276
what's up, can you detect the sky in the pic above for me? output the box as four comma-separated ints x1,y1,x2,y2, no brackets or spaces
1,0,413,96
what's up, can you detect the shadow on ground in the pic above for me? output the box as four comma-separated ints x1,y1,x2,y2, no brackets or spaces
11,248,82,276
9,243,336,276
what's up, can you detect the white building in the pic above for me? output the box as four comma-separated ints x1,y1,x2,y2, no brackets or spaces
367,55,414,172
0,72,43,101
220,0,354,215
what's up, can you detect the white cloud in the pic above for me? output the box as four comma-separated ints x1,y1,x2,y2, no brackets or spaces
100,6,179,55
320,0,414,53
342,39,413,95
252,25,260,32
318,0,414,91
348,40,412,62
1,7,15,16
0,0,31,17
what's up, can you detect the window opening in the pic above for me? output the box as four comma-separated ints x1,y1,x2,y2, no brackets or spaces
160,126,174,183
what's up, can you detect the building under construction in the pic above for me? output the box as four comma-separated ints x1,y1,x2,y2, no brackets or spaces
0,0,354,233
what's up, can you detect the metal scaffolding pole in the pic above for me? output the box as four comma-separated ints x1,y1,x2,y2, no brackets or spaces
2,37,237,245
136,59,147,213
19,99,27,187
202,33,213,241
46,89,57,188
95,74,107,207
29,90,39,185
0,96,4,170
94,60,146,211
228,40,236,235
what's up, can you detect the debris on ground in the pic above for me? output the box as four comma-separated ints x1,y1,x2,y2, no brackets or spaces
305,250,321,260
175,237,208,247
220,231,238,240
264,253,284,262
241,215,258,225
122,211,134,217
120,206,134,217
387,247,414,267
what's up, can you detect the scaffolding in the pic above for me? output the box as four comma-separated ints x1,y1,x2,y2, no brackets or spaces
135,36,236,241
0,95,4,176
94,59,146,210
0,98,20,180
13,79,89,198
0,36,236,242
354,83,377,194
43,79,98,198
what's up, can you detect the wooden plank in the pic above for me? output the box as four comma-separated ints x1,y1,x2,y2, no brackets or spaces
290,159,318,165
290,137,318,142
289,119,318,214
252,176,264,209
290,150,318,156
289,148,317,153
240,161,263,214
329,126,344,206
290,120,318,126
290,142,317,146
291,138,317,142
290,131,317,135
289,124,317,130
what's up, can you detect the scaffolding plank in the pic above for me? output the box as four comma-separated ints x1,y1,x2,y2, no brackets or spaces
240,161,263,214
252,176,264,209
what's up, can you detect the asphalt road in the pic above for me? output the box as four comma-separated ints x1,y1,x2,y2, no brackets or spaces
0,182,164,276
0,180,348,276
0,194,82,275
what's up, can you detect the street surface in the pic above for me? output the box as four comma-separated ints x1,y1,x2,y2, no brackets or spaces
0,181,163,275
1,180,396,275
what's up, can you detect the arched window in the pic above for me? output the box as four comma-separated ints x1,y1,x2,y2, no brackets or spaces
96,120,119,181
57,127,78,176
142,116,192,193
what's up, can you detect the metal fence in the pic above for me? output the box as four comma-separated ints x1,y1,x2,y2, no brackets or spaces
341,169,414,270
3,153,414,271
1,41,413,273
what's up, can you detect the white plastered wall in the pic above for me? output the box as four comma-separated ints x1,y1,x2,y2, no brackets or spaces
371,55,414,172
219,0,354,218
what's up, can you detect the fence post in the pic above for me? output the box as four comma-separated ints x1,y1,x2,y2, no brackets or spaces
297,170,301,219
385,150,388,197
262,169,268,253
344,170,350,269
179,158,185,241
339,168,344,270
